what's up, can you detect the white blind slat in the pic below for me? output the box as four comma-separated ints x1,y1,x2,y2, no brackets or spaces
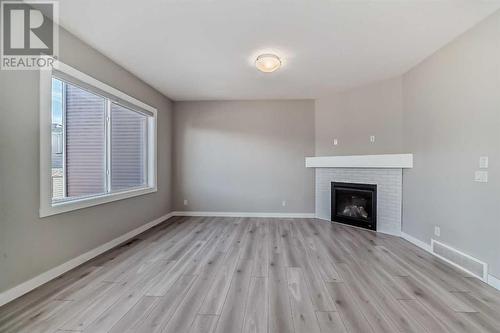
110,103,147,191
65,83,106,197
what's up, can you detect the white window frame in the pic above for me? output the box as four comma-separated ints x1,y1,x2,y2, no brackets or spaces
40,60,157,218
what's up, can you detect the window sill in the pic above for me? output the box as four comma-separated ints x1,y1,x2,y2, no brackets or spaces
39,186,157,218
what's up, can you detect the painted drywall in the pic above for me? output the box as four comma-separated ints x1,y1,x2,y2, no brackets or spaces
0,28,173,293
173,100,315,213
402,11,500,278
315,77,403,156
313,12,500,279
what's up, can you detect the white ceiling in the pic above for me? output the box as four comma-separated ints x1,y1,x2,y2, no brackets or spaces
58,0,500,101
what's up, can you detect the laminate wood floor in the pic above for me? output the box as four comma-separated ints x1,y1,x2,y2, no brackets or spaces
1,216,500,333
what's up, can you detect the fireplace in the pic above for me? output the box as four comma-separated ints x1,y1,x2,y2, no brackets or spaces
331,182,377,231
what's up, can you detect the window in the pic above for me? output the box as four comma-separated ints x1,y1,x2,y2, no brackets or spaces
110,103,148,191
40,61,157,217
52,78,107,201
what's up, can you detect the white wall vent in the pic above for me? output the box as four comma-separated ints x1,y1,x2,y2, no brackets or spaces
431,239,488,281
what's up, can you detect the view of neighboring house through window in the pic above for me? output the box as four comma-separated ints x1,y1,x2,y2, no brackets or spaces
51,76,150,204
51,78,64,200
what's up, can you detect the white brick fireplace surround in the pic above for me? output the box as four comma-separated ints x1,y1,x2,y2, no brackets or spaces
306,154,413,236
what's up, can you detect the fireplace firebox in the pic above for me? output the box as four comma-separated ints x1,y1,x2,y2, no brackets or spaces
331,182,377,231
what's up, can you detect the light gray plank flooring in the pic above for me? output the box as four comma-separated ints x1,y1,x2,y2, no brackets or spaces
1,216,500,333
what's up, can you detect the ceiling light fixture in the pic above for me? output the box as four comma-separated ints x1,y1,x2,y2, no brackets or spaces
255,53,281,73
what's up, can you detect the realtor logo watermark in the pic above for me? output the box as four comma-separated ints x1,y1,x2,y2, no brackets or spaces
1,0,58,70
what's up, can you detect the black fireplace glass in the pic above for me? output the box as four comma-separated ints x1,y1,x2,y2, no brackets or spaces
331,182,377,231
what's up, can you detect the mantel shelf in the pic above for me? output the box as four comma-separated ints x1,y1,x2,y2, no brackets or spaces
305,154,413,168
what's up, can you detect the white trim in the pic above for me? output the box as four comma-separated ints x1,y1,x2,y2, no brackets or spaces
400,232,499,291
40,187,158,217
488,274,500,290
39,60,158,218
305,154,413,168
171,211,315,218
53,61,157,114
0,212,174,307
105,99,112,193
40,65,53,217
401,232,432,252
431,239,488,282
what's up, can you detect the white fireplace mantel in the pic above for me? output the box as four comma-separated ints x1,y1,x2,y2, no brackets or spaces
305,154,413,169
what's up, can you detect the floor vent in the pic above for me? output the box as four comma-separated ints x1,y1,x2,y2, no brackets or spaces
431,239,487,281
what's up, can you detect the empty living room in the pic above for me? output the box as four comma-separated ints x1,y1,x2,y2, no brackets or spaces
2,0,500,332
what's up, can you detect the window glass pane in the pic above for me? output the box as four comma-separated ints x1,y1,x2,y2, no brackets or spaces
110,103,147,191
51,78,64,200
65,81,106,199
50,73,153,209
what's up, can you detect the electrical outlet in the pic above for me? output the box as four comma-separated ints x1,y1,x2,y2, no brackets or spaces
183,199,188,206
282,200,287,207
370,135,375,143
434,226,440,237
333,139,338,146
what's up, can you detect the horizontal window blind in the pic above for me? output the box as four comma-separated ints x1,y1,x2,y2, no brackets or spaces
65,82,106,198
44,63,157,216
110,103,147,191
53,70,155,117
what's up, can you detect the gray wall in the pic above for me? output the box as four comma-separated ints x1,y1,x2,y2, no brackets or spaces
402,11,500,278
315,77,403,156
2,7,499,296
313,11,500,279
0,28,173,293
173,100,315,213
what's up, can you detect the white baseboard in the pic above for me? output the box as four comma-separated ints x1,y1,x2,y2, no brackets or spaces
400,232,432,253
431,239,488,282
172,211,315,218
488,274,500,290
400,232,499,291
0,212,174,307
